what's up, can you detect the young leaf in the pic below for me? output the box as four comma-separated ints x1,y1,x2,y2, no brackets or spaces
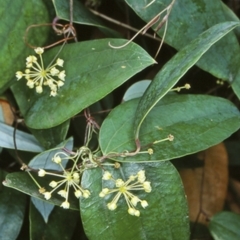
80,162,190,240
133,21,240,137
209,211,240,239
99,95,240,162
11,39,155,129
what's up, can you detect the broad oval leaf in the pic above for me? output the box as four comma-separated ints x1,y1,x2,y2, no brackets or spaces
80,162,189,240
209,211,240,240
133,21,240,137
11,39,155,129
99,95,240,162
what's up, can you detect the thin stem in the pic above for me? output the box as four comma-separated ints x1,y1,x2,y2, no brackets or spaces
89,9,162,42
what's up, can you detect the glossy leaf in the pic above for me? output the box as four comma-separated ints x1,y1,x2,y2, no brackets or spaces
125,0,240,99
3,172,79,210
0,0,50,93
11,39,155,129
0,170,27,240
52,0,119,37
133,21,240,137
31,198,55,224
30,201,79,240
28,137,73,170
209,211,240,239
0,122,44,152
122,80,151,102
29,120,70,149
80,162,189,240
99,95,240,162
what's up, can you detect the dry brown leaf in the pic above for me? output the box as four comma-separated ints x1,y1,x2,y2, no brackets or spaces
179,142,228,225
227,178,240,214
0,99,14,125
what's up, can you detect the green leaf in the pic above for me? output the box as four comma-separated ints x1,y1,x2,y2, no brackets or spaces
3,172,79,210
99,95,240,161
28,137,73,170
0,0,50,93
209,211,240,240
29,120,70,149
52,0,120,37
0,122,44,152
125,0,240,99
232,71,240,99
122,80,151,102
30,201,79,240
133,21,240,137
3,138,77,211
31,198,55,223
11,39,155,129
0,170,27,240
80,162,189,240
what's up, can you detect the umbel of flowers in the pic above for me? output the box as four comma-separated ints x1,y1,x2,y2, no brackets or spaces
38,151,90,209
99,170,152,217
16,47,66,96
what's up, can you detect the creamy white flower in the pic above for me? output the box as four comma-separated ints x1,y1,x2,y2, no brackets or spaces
34,47,44,54
52,155,62,164
107,202,117,211
38,169,46,177
83,190,91,198
43,192,51,200
58,190,67,198
49,181,58,188
61,201,70,209
36,85,43,93
16,71,23,80
75,190,82,198
141,200,148,208
102,171,112,180
56,58,64,67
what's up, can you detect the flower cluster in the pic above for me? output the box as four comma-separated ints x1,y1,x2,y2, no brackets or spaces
38,153,90,209
99,170,151,217
16,47,66,97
